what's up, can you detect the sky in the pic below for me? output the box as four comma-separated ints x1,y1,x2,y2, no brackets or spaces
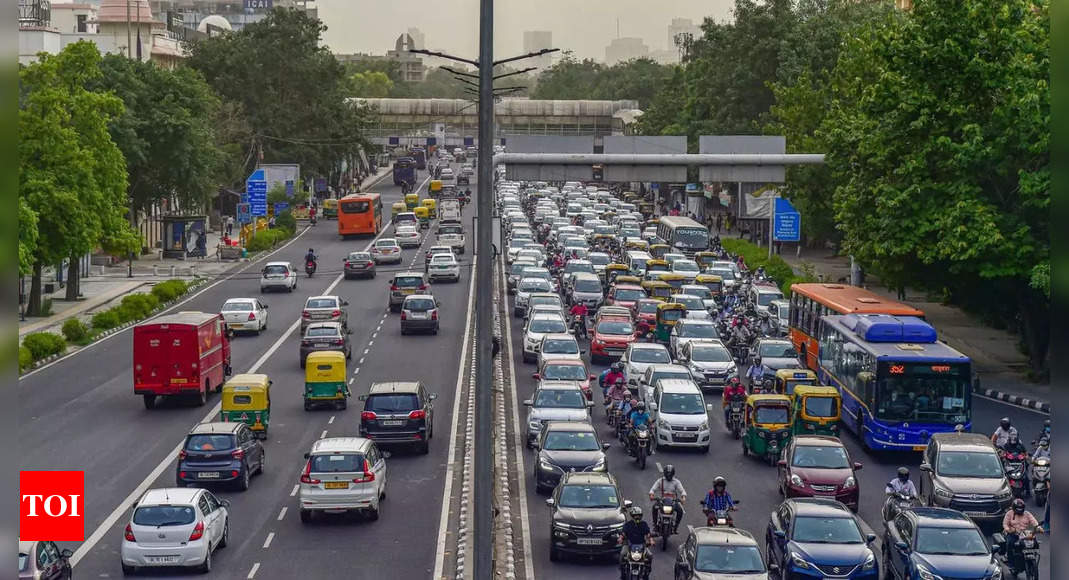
316,0,734,61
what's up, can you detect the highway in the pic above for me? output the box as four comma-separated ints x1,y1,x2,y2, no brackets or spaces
19,165,477,579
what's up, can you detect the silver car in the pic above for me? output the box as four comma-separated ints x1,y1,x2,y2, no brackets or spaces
568,272,603,308
260,261,297,292
299,437,388,523
120,487,230,575
523,381,592,447
514,277,554,317
301,295,349,332
677,340,737,391
371,238,403,264
669,318,721,359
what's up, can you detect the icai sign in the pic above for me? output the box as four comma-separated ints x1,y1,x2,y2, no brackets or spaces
244,0,273,10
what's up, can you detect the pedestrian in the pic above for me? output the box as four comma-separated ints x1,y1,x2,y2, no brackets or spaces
897,285,906,300
226,215,234,236
716,213,723,233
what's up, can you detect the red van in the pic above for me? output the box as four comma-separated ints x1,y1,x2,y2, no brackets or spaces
134,312,232,409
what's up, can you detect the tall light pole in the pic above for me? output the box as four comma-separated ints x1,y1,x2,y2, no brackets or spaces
126,0,132,59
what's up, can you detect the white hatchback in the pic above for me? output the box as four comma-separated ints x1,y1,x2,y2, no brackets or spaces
395,226,422,249
260,261,297,292
299,437,388,523
120,487,230,575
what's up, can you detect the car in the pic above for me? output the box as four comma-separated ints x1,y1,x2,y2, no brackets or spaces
537,333,583,368
344,251,376,279
220,297,268,334
606,284,647,309
748,284,785,309
436,222,466,254
400,294,440,335
526,303,567,325
298,437,387,522
623,342,672,387
674,294,713,320
516,248,544,265
388,271,430,312
523,381,592,447
637,363,692,406
358,382,437,453
751,338,803,381
766,498,878,580
300,322,352,365
680,284,717,311
674,527,769,580
260,261,297,292
301,295,349,332
777,435,863,511
882,507,1002,580
568,272,603,308
650,378,711,452
524,292,565,321
669,318,721,359
705,264,739,289
535,358,595,400
633,298,661,330
522,314,570,363
663,253,686,266
677,340,737,391
671,259,701,283
120,487,230,575
176,422,265,490
533,421,610,494
918,432,1013,525
393,212,418,231
515,277,555,317
371,238,403,264
424,245,456,270
427,254,461,282
546,472,628,561
589,315,639,364
395,226,422,248
19,540,72,580
507,259,539,293
767,299,790,329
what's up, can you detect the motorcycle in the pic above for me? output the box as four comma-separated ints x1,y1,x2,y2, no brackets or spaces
310,214,317,226
996,528,1041,580
632,423,650,470
617,410,632,442
728,395,745,439
704,505,737,528
620,543,652,580
881,491,918,523
305,260,317,278
653,495,678,551
571,314,588,340
1003,451,1030,498
1031,457,1051,507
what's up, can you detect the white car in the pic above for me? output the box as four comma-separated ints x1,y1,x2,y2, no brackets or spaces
370,238,403,264
436,222,466,254
260,261,297,292
522,314,570,363
671,259,701,283
395,226,422,249
677,340,737,391
669,318,721,359
299,437,387,523
120,487,230,575
650,378,710,452
220,297,269,334
537,333,582,368
428,254,461,282
673,294,713,320
623,343,672,387
514,277,554,317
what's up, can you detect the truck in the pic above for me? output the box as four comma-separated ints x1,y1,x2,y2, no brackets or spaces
134,312,232,409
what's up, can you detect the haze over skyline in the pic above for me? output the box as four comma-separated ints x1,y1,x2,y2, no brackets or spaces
317,0,732,61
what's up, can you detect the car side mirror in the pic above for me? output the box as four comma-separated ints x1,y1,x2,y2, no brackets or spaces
589,374,597,380
773,530,786,539
545,498,555,507
263,305,269,309
382,450,392,459
342,300,350,306
347,328,353,334
586,401,594,408
768,563,779,572
60,548,73,558
778,459,787,467
358,394,368,401
866,534,877,544
532,373,541,380
919,463,932,472
429,393,438,400
303,453,311,459
523,399,533,406
894,540,908,552
602,443,611,450
220,499,232,508
992,533,1006,548
853,462,863,470
648,403,658,411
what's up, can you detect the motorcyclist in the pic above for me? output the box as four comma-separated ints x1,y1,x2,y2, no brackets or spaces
1000,432,1030,496
885,467,918,497
598,367,612,396
569,302,589,337
745,360,765,391
1002,498,1041,569
726,322,753,357
627,402,654,456
620,397,638,420
618,506,653,577
1034,419,1051,444
605,363,628,397
702,476,736,524
305,248,318,267
721,377,747,424
1031,438,1051,462
992,417,1018,448
648,465,686,532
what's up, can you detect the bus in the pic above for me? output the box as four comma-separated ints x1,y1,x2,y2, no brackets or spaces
654,216,709,256
789,283,925,371
411,147,427,170
338,193,383,237
817,313,972,451
393,157,416,186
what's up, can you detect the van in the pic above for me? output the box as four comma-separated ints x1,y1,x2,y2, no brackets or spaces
625,250,653,277
133,312,232,409
749,284,785,309
650,378,711,452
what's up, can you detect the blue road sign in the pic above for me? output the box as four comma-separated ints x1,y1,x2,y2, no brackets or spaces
463,136,474,147
426,137,437,146
236,203,252,224
246,168,268,216
240,193,249,204
285,180,294,197
274,202,289,213
773,197,801,242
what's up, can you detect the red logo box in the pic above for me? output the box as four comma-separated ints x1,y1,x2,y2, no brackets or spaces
20,471,85,541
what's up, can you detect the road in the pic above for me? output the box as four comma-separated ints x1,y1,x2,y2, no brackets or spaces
19,164,477,579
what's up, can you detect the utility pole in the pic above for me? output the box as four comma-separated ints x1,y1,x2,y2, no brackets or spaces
125,0,132,59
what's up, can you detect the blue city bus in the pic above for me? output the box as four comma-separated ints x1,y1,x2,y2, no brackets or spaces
817,314,972,451
393,157,416,186
411,147,427,170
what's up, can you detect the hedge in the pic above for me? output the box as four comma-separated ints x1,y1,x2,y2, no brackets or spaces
91,308,122,330
151,279,189,303
245,226,294,252
90,279,190,332
19,346,32,371
23,332,66,361
117,293,160,322
720,238,814,296
61,318,89,342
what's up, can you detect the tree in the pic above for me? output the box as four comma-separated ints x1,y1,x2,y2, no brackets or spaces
530,55,671,108
348,71,393,98
19,199,38,276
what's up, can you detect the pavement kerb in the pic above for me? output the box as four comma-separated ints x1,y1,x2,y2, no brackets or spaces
974,386,1050,414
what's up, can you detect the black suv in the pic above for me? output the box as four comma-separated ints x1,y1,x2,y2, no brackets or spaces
176,422,265,491
545,472,629,562
359,382,438,453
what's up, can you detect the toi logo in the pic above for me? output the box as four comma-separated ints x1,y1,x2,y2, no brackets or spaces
20,471,85,541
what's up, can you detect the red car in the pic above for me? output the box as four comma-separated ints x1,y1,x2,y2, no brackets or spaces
533,358,595,400
589,316,639,364
632,299,660,335
606,284,646,310
777,435,862,511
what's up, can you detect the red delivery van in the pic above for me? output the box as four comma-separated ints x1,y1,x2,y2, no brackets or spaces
134,312,232,409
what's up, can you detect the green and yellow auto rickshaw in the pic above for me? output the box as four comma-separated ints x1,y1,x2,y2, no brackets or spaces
695,251,718,270
772,368,819,399
694,274,724,298
790,385,841,436
391,201,407,218
220,374,272,439
304,351,349,411
421,198,437,219
658,272,686,292
649,244,670,260
641,280,674,302
653,302,686,342
321,198,338,219
404,193,420,210
413,205,431,229
742,394,793,466
605,264,630,287
643,259,670,279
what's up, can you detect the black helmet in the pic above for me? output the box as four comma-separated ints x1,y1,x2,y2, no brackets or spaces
630,506,643,521
713,476,726,489
309,248,314,253
663,465,675,481
1012,498,1026,514
1000,417,1011,430
897,467,910,481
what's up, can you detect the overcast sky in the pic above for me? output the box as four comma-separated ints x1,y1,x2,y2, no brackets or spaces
317,0,734,61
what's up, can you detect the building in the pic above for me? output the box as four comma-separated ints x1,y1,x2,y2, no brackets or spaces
147,0,318,33
648,49,677,65
523,30,553,69
667,17,699,51
336,33,426,82
406,26,425,50
604,37,648,66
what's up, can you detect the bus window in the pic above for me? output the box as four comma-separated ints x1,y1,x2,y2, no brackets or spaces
341,200,370,213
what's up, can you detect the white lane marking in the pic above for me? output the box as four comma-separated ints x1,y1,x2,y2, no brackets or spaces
70,226,395,568
973,392,1050,415
353,368,360,375
348,378,354,385
368,340,374,346
500,250,535,580
328,416,335,425
359,357,366,365
656,461,664,473
432,254,477,580
320,430,328,439
290,484,299,497
364,348,370,355
372,332,378,339
247,562,260,579
262,532,275,549
277,507,287,521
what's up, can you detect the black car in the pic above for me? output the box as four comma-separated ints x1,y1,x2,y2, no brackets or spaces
176,422,265,491
546,472,629,561
675,526,769,579
344,251,376,279
534,421,610,494
299,322,352,366
359,381,437,453
883,507,1002,580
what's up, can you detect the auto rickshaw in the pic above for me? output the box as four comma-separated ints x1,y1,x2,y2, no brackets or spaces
771,368,819,399
421,198,437,219
641,280,674,302
695,251,718,270
220,374,272,439
657,272,686,291
413,205,431,229
790,385,841,436
321,198,338,219
429,179,442,197
612,275,643,288
304,351,350,411
644,259,670,278
592,234,614,253
391,201,407,217
649,244,670,260
605,264,631,286
694,274,724,298
742,394,793,466
652,302,686,342
405,193,420,210
625,239,649,252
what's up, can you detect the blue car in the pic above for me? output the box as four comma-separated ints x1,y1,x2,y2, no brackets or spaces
883,507,1003,580
766,498,878,579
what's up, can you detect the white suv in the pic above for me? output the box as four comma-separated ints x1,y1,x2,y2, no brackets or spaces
299,437,388,523
650,378,711,453
120,487,230,575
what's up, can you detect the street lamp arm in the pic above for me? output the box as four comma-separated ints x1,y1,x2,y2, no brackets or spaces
492,67,536,80
408,49,479,67
443,66,479,78
492,48,559,67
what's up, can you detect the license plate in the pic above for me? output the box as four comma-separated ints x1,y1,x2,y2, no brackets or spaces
675,435,697,442
412,312,428,319
198,472,219,479
403,289,415,294
171,378,188,384
435,265,449,269
912,445,926,451
964,511,987,517
382,420,405,426
576,538,602,545
229,323,246,329
315,343,329,348
324,481,348,490
147,556,180,564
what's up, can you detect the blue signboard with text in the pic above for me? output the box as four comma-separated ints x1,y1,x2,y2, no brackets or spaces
246,168,268,216
773,197,801,242
236,203,252,224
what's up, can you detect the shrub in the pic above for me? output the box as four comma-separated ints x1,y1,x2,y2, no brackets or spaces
720,238,814,296
151,279,189,303
61,318,89,342
22,332,66,361
274,210,296,232
119,293,160,320
19,346,32,371
245,228,292,252
91,308,121,330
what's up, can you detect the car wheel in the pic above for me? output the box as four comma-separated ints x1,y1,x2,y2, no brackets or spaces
549,544,560,562
300,509,313,524
367,498,381,521
143,394,157,410
121,563,136,576
304,400,312,411
258,451,266,475
420,439,430,454
401,328,407,335
701,445,710,454
236,466,250,491
432,327,439,335
219,520,230,548
196,546,211,574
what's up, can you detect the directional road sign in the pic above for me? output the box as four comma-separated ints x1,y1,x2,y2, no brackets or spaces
236,203,252,224
773,197,801,242
246,168,268,216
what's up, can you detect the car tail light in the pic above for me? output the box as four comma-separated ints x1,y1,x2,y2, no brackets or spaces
419,284,428,291
344,260,350,267
300,460,320,484
361,411,377,421
430,310,438,320
302,311,311,318
409,410,426,420
179,450,188,460
283,271,290,278
353,459,375,483
189,521,205,541
248,312,256,321
232,448,245,460
366,261,374,267
124,524,136,542
334,339,344,346
400,311,407,320
332,310,341,317
391,284,400,291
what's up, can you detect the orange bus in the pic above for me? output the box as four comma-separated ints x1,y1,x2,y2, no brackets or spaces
337,193,383,237
788,283,925,371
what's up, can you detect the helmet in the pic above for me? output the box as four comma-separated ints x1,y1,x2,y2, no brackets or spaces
612,362,624,372
308,248,314,253
1000,417,1011,430
897,467,910,481
663,464,675,481
713,476,726,489
630,506,643,521
635,402,646,412
1012,498,1026,514
1038,438,1049,448
1044,419,1051,429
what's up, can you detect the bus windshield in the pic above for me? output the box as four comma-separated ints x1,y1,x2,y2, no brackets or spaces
875,362,970,424
673,227,709,249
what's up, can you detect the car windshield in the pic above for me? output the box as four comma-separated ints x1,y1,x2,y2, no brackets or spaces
804,396,838,418
631,347,670,363
684,287,712,299
754,405,789,424
222,301,253,311
575,279,602,293
691,345,732,362
310,453,365,473
439,225,463,235
792,445,850,469
511,264,534,277
405,298,436,311
349,253,370,261
659,393,705,414
597,321,634,336
695,545,766,574
679,324,717,338
708,268,735,280
936,451,1005,478
915,527,989,556
558,484,618,509
543,364,586,381
520,279,552,292
543,339,579,354
376,240,396,248
530,296,562,308
185,434,234,451
307,298,338,309
263,265,288,275
638,302,660,314
133,505,196,527
589,254,611,266
430,256,454,265
509,239,526,249
651,370,691,384
759,343,798,358
395,276,424,288
543,430,601,451
530,319,567,333
673,260,699,272
615,289,646,302
305,327,341,338
676,297,705,310
365,394,419,413
534,389,586,408
792,516,864,544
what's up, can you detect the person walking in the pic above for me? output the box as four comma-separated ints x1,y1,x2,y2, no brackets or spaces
226,215,234,237
716,213,723,233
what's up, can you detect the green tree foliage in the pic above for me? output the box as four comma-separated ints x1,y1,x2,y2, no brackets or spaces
531,55,671,108
348,71,393,98
18,198,38,276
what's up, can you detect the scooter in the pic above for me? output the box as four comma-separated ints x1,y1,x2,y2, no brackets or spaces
1031,457,1051,507
882,491,918,523
1003,451,1030,498
994,528,1040,580
305,260,317,278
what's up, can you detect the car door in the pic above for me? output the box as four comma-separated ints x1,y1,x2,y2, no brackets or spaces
769,503,791,566
196,494,218,548
204,491,227,547
779,440,794,489
889,513,914,579
370,445,387,495
257,300,268,327
919,442,936,504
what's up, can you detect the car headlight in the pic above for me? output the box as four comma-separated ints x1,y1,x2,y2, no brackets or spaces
790,552,810,569
699,421,708,431
790,474,804,487
843,476,856,489
934,486,954,499
996,488,1012,500
658,419,670,430
862,549,875,570
916,565,942,580
592,457,607,471
990,564,1002,580
539,458,557,471
529,420,542,430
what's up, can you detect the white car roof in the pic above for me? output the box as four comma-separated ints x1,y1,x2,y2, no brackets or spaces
310,437,371,454
138,487,200,506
